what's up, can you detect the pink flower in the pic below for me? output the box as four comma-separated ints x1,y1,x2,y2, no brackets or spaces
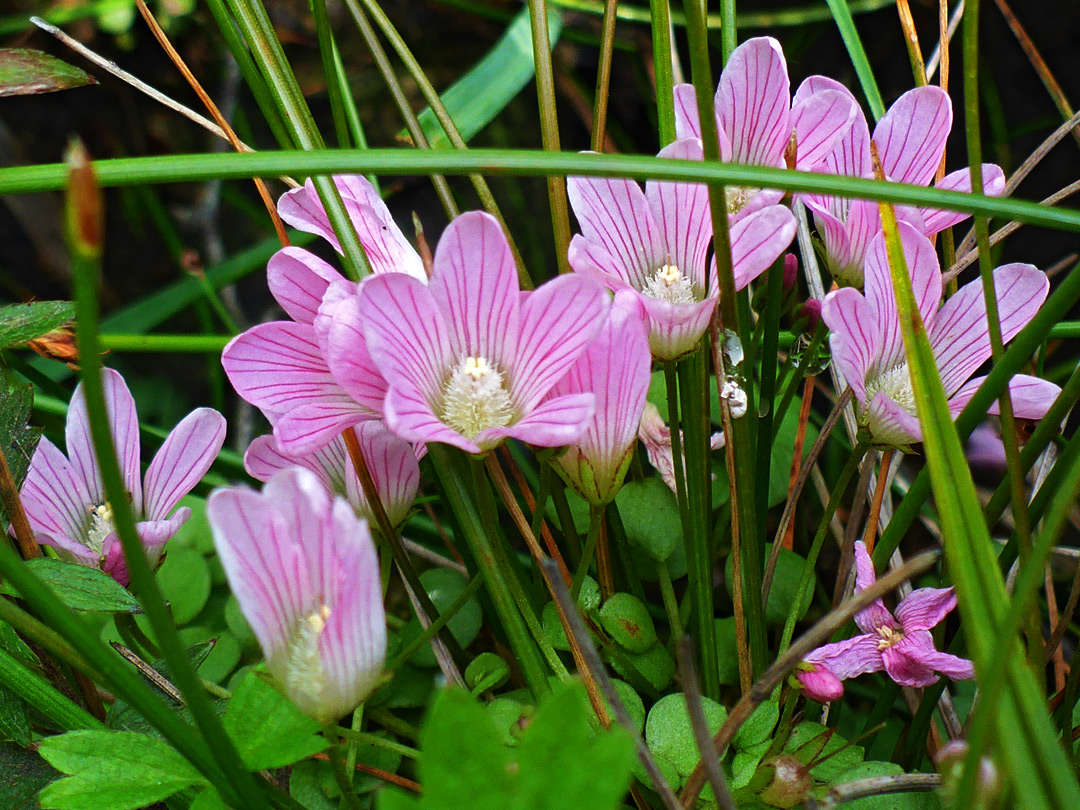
567,139,796,360
20,369,226,585
673,36,857,218
638,402,725,493
795,541,975,697
793,662,844,703
209,467,386,724
223,175,423,455
801,82,1005,286
821,222,1060,449
245,420,422,529
548,291,653,505
341,211,609,454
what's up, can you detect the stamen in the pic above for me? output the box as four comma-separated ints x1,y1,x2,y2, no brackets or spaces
864,364,917,416
640,264,697,305
875,624,905,651
86,503,115,557
441,356,515,440
284,604,333,714
726,186,758,215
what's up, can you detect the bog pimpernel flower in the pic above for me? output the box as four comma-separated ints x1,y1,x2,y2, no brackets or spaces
20,368,226,585
796,541,974,699
673,36,856,217
548,291,652,505
802,82,1006,286
567,139,796,360
222,175,423,455
336,211,610,454
822,222,1060,449
208,467,386,724
245,419,422,529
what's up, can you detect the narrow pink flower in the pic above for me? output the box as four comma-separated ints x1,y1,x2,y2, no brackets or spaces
638,402,725,493
795,541,974,697
20,369,226,585
821,222,1059,449
548,291,652,505
673,36,856,218
209,467,385,724
245,420,422,529
801,81,1006,286
338,211,610,454
223,175,423,455
567,139,796,360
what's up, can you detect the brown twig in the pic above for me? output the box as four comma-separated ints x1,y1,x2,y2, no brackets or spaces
312,752,421,792
782,375,816,550
676,638,736,810
496,446,572,587
0,444,40,560
895,0,927,86
863,449,895,554
810,773,941,808
680,550,940,807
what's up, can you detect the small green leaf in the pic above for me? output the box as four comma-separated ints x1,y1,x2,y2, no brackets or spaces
0,50,96,97
224,669,327,770
645,693,727,786
725,544,815,623
615,478,682,562
407,8,562,149
398,568,482,668
0,558,141,613
1,741,58,809
733,699,779,750
37,730,206,810
0,301,76,347
599,593,657,653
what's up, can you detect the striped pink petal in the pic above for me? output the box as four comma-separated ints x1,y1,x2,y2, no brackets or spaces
645,139,712,288
718,36,791,167
917,164,1006,234
821,288,874,402
729,205,797,289
267,247,347,324
21,437,94,547
639,292,718,361
788,87,856,171
873,86,952,186
484,392,596,449
143,409,226,521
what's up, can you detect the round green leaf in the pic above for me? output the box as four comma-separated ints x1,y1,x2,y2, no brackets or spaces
725,543,816,624
399,569,482,668
157,547,210,626
600,593,657,653
645,693,727,781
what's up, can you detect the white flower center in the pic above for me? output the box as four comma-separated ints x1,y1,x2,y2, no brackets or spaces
441,355,515,440
86,503,115,557
876,624,904,651
864,363,916,417
641,264,697,305
284,604,332,712
726,186,758,214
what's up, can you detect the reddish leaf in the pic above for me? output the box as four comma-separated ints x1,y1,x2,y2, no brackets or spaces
0,48,96,97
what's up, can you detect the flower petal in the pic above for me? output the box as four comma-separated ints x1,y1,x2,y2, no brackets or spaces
805,633,884,680
348,421,421,528
948,374,1061,421
646,139,712,286
567,168,665,290
321,291,391,416
639,292,718,361
511,274,610,412
789,87,856,170
874,86,952,186
143,409,226,520
917,165,1006,234
244,434,338,492
896,586,957,631
882,635,939,687
930,263,1048,396
428,211,520,364
567,235,638,290
267,247,346,324
485,392,596,449
673,84,702,140
718,36,791,167
384,386,479,454
863,223,943,371
21,437,93,545
729,204,797,289
866,391,923,448
851,540,898,634
821,287,874,401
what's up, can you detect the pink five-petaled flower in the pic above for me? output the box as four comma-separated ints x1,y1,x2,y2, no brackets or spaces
20,369,226,586
222,175,423,456
344,211,610,454
822,222,1060,450
801,82,1005,286
567,139,796,360
245,420,422,529
795,540,974,700
208,467,386,725
548,291,652,506
673,36,856,219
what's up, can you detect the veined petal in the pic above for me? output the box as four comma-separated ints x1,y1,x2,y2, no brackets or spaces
358,273,452,404
639,292,718,361
874,86,952,186
865,392,923,448
918,165,1006,234
805,633,884,680
321,292,391,416
21,437,93,545
806,198,879,285
245,434,338,493
882,635,939,687
263,469,338,604
485,392,596,449
384,386,480,454
821,287,874,401
798,76,871,179
274,402,372,456
789,88,856,170
67,369,143,514
851,540,898,634
896,586,957,631
278,177,425,280
567,235,638,291
267,247,346,324
566,171,665,290
930,264,1048,396
948,374,1061,421
428,211,520,364
729,205,797,289
511,274,610,412
646,139,712,286
673,84,702,140
349,421,421,528
143,409,226,520
718,36,791,167
863,224,943,371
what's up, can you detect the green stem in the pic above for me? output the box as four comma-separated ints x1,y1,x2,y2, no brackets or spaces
650,0,676,144
573,507,604,601
657,560,683,640
719,0,736,61
386,574,484,672
0,644,102,730
99,334,231,353
778,441,869,655
324,734,363,810
591,0,619,152
311,0,354,148
754,257,785,529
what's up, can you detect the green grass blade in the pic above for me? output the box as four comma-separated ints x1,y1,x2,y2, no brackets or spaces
824,0,885,120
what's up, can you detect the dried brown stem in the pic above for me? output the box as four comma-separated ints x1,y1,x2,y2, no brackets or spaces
675,638,736,810
863,449,895,554
0,444,40,560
